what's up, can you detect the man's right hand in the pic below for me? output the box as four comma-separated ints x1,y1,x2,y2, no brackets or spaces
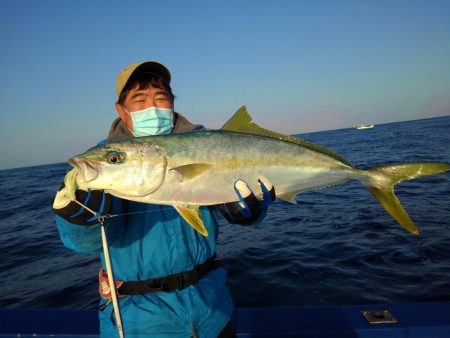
53,185,112,226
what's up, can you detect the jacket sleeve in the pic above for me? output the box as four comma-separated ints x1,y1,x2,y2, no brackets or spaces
55,197,124,254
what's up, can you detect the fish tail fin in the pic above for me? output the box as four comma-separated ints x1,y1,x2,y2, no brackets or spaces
361,163,450,235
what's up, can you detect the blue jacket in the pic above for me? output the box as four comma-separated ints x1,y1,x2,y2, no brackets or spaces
55,115,234,337
55,200,233,338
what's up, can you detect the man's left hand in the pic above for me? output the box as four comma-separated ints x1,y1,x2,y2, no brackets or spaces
217,176,276,225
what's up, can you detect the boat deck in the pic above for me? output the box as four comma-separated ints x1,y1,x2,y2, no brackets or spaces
1,301,450,337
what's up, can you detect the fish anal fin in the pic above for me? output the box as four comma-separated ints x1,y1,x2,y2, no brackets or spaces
170,163,212,181
221,106,353,167
174,205,209,237
278,191,300,204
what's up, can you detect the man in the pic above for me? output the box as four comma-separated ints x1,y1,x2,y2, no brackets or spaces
53,61,275,337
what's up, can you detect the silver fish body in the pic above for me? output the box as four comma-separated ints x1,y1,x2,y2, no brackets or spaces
72,130,354,205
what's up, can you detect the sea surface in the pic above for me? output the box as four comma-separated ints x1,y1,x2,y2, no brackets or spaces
1,116,449,310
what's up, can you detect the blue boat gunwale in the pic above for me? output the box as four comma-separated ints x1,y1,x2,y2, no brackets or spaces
1,301,450,337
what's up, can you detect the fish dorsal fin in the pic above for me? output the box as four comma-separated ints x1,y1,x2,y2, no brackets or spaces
221,106,353,167
174,205,209,237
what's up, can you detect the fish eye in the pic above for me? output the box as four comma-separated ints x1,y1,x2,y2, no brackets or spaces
106,151,125,164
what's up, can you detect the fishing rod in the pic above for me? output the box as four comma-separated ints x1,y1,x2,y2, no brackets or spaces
70,199,125,338
98,214,125,338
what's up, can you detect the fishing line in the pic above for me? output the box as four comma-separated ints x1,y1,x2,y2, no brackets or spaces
72,199,99,217
72,200,178,220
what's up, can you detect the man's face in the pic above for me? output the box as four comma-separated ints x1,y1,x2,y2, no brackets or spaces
115,84,173,131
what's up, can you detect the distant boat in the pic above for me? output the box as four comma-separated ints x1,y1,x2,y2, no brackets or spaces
356,124,374,130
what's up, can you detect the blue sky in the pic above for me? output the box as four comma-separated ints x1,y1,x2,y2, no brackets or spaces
1,0,449,170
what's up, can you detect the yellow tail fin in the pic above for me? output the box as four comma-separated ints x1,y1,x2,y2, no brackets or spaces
364,163,450,235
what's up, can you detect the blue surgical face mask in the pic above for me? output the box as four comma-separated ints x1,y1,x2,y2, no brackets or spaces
125,106,174,137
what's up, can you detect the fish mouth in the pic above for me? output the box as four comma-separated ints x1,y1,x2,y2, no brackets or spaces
68,157,99,183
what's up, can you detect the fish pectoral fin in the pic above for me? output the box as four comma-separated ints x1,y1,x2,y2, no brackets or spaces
174,205,209,237
169,163,213,181
278,191,300,204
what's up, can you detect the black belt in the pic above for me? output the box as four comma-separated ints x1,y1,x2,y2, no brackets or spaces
118,254,221,295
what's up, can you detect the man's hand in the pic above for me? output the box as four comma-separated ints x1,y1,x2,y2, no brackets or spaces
53,184,112,226
217,176,276,225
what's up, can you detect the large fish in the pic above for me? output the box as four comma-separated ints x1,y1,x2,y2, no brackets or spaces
66,106,450,236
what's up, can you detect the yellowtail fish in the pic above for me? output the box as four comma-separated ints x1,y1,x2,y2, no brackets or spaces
66,106,450,237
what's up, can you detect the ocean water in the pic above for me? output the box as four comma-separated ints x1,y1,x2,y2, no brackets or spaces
0,116,449,310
